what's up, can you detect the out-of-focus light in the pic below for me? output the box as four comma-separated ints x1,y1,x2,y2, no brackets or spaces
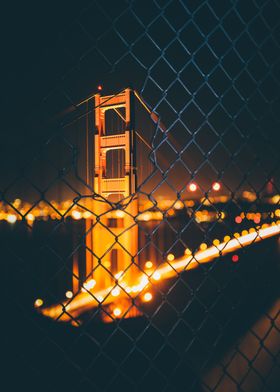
167,253,175,262
224,235,231,242
104,260,111,268
189,183,197,192
142,212,152,221
213,239,220,246
13,198,21,208
200,243,207,251
83,211,92,219
140,275,149,287
212,182,221,191
253,216,260,224
65,291,73,299
174,201,184,210
97,84,103,91
112,287,120,296
113,307,121,317
72,210,82,220
85,279,96,290
167,209,175,217
7,214,17,223
115,271,123,280
235,216,242,224
34,298,43,308
145,261,153,269
184,248,192,255
152,271,161,280
232,254,239,263
115,209,125,218
143,292,153,302
241,230,248,236
26,213,35,221
234,232,240,238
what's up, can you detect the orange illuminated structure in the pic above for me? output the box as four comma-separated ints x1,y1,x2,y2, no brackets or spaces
77,88,138,293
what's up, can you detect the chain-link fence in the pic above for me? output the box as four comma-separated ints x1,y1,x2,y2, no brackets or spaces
4,1,280,391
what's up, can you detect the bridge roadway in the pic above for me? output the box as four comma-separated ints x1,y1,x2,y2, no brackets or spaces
40,222,280,323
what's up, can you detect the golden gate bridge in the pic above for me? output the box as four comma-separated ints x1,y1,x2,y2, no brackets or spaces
3,88,279,325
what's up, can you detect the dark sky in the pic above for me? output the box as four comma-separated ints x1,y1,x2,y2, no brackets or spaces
2,0,280,201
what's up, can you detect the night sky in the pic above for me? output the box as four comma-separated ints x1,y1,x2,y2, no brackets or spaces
2,0,280,200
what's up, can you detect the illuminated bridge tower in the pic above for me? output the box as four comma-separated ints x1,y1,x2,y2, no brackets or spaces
84,88,138,291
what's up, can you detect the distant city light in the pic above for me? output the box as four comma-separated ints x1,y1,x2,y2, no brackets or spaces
7,214,17,223
71,210,82,220
189,183,197,192
26,213,35,221
174,200,184,210
212,182,221,191
34,298,44,308
235,216,242,224
113,307,121,317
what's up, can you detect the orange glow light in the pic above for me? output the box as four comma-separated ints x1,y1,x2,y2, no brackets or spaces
66,291,73,299
212,182,221,191
189,183,197,192
152,271,161,280
72,210,82,220
143,292,153,302
167,253,175,262
145,261,153,269
113,307,121,317
111,287,120,297
7,214,17,223
200,243,207,251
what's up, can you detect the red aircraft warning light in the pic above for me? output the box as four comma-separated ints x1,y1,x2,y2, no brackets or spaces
232,254,239,263
212,181,221,191
97,84,103,91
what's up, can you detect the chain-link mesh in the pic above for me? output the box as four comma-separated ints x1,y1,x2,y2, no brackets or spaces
4,1,280,391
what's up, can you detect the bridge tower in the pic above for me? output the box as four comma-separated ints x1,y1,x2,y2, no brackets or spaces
83,88,138,291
